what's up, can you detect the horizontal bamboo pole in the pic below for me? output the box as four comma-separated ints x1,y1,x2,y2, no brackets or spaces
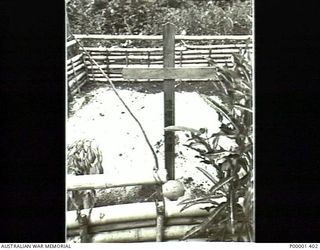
74,34,252,41
88,78,163,82
88,78,216,82
181,49,250,54
84,60,231,66
81,47,184,52
68,71,86,88
186,43,253,49
87,73,122,78
81,43,251,52
68,69,86,82
87,68,123,73
67,170,167,191
67,54,83,64
85,63,231,70
70,78,87,95
75,34,162,40
174,35,251,41
67,59,83,71
69,77,87,93
85,64,169,69
67,40,77,47
91,52,249,59
67,63,85,76
84,53,232,61
67,217,205,236
87,49,247,56
67,201,211,229
87,72,226,79
84,57,231,65
90,224,198,242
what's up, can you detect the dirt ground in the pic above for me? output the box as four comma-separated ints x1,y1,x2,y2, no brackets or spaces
67,81,235,206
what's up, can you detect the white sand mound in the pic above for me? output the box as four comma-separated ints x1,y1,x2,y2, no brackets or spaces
67,86,235,191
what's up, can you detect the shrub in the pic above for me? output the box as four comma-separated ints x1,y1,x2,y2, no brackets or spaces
165,50,253,241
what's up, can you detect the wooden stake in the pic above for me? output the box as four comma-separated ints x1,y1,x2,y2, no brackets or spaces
163,23,175,180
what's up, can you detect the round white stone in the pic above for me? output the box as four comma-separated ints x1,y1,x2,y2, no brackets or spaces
162,180,185,201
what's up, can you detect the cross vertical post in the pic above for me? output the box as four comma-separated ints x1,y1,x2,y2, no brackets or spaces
122,24,220,181
163,23,175,180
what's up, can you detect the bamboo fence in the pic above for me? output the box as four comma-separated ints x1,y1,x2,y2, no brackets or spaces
66,200,212,242
66,34,252,242
80,43,252,82
66,35,252,86
67,40,88,94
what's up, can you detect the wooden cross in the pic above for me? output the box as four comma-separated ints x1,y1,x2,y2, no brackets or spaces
122,23,218,180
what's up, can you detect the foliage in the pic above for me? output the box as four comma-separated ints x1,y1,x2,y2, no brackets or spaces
165,51,253,241
66,0,252,36
67,139,104,211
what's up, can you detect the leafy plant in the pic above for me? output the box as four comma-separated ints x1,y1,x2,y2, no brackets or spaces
165,50,253,241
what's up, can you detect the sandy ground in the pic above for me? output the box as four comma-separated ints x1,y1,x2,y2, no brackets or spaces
66,84,237,242
67,85,235,192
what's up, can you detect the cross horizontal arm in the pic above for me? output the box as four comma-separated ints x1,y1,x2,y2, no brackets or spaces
122,67,219,80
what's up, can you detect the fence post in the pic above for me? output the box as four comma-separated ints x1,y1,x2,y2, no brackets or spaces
163,23,175,180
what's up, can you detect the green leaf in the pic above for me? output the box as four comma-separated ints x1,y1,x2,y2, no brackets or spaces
182,225,202,240
209,176,234,193
234,104,252,113
164,126,201,134
196,166,219,185
180,200,219,213
178,194,225,207
200,94,239,132
182,202,227,240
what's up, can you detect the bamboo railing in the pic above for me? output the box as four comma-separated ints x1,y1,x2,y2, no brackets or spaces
67,40,88,95
66,34,252,242
67,35,252,87
75,35,252,82
66,200,212,242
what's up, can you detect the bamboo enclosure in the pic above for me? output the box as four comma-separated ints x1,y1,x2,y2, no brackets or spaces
66,35,252,94
66,33,252,242
81,43,252,83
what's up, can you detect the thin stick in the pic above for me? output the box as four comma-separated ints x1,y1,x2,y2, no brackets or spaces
72,36,159,172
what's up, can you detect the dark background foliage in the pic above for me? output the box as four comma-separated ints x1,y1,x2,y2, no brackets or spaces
67,0,252,36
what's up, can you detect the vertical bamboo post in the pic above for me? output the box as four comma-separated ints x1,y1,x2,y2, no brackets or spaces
156,211,165,241
91,57,95,83
208,48,212,66
106,50,110,78
125,51,129,67
147,51,151,84
163,23,175,180
79,214,90,243
81,54,90,86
